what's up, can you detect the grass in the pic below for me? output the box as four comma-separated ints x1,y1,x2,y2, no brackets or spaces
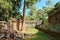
24,27,53,40
25,27,38,34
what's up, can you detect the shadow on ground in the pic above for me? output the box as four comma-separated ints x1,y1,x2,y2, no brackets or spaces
24,28,54,40
35,27,60,40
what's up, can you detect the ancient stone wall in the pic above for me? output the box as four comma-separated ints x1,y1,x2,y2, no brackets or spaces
48,11,60,25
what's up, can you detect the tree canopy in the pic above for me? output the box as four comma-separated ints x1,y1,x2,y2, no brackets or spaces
0,0,22,21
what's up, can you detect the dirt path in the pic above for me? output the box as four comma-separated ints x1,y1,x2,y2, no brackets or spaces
36,27,60,40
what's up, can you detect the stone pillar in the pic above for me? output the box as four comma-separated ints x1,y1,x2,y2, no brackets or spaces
12,20,17,31
8,19,13,31
19,20,22,31
8,18,18,32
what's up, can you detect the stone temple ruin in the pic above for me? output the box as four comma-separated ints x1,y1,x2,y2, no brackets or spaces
0,21,15,40
8,17,23,32
0,21,7,30
48,2,60,25
0,18,24,40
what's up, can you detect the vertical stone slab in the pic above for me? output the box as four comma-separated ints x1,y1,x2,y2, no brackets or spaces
12,18,17,32
19,20,22,31
8,18,18,32
8,18,13,31
12,21,17,31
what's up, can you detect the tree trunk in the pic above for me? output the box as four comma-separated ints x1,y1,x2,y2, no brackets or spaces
21,0,26,32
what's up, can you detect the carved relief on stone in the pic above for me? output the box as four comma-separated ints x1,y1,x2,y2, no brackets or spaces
8,18,18,32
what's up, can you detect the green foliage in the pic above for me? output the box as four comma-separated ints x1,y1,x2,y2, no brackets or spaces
26,0,41,8
43,1,60,33
37,9,48,20
47,1,60,15
0,0,22,21
26,0,54,20
55,1,60,8
26,7,38,20
26,6,49,20
44,19,60,33
42,6,54,13
23,0,41,22
46,0,52,6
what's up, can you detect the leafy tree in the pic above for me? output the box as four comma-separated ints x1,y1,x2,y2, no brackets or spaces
22,0,41,31
25,0,52,20
26,7,48,20
46,0,52,6
55,1,60,8
26,6,38,20
26,6,45,20
0,0,22,21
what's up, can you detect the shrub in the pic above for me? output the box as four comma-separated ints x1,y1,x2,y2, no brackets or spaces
44,19,60,33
